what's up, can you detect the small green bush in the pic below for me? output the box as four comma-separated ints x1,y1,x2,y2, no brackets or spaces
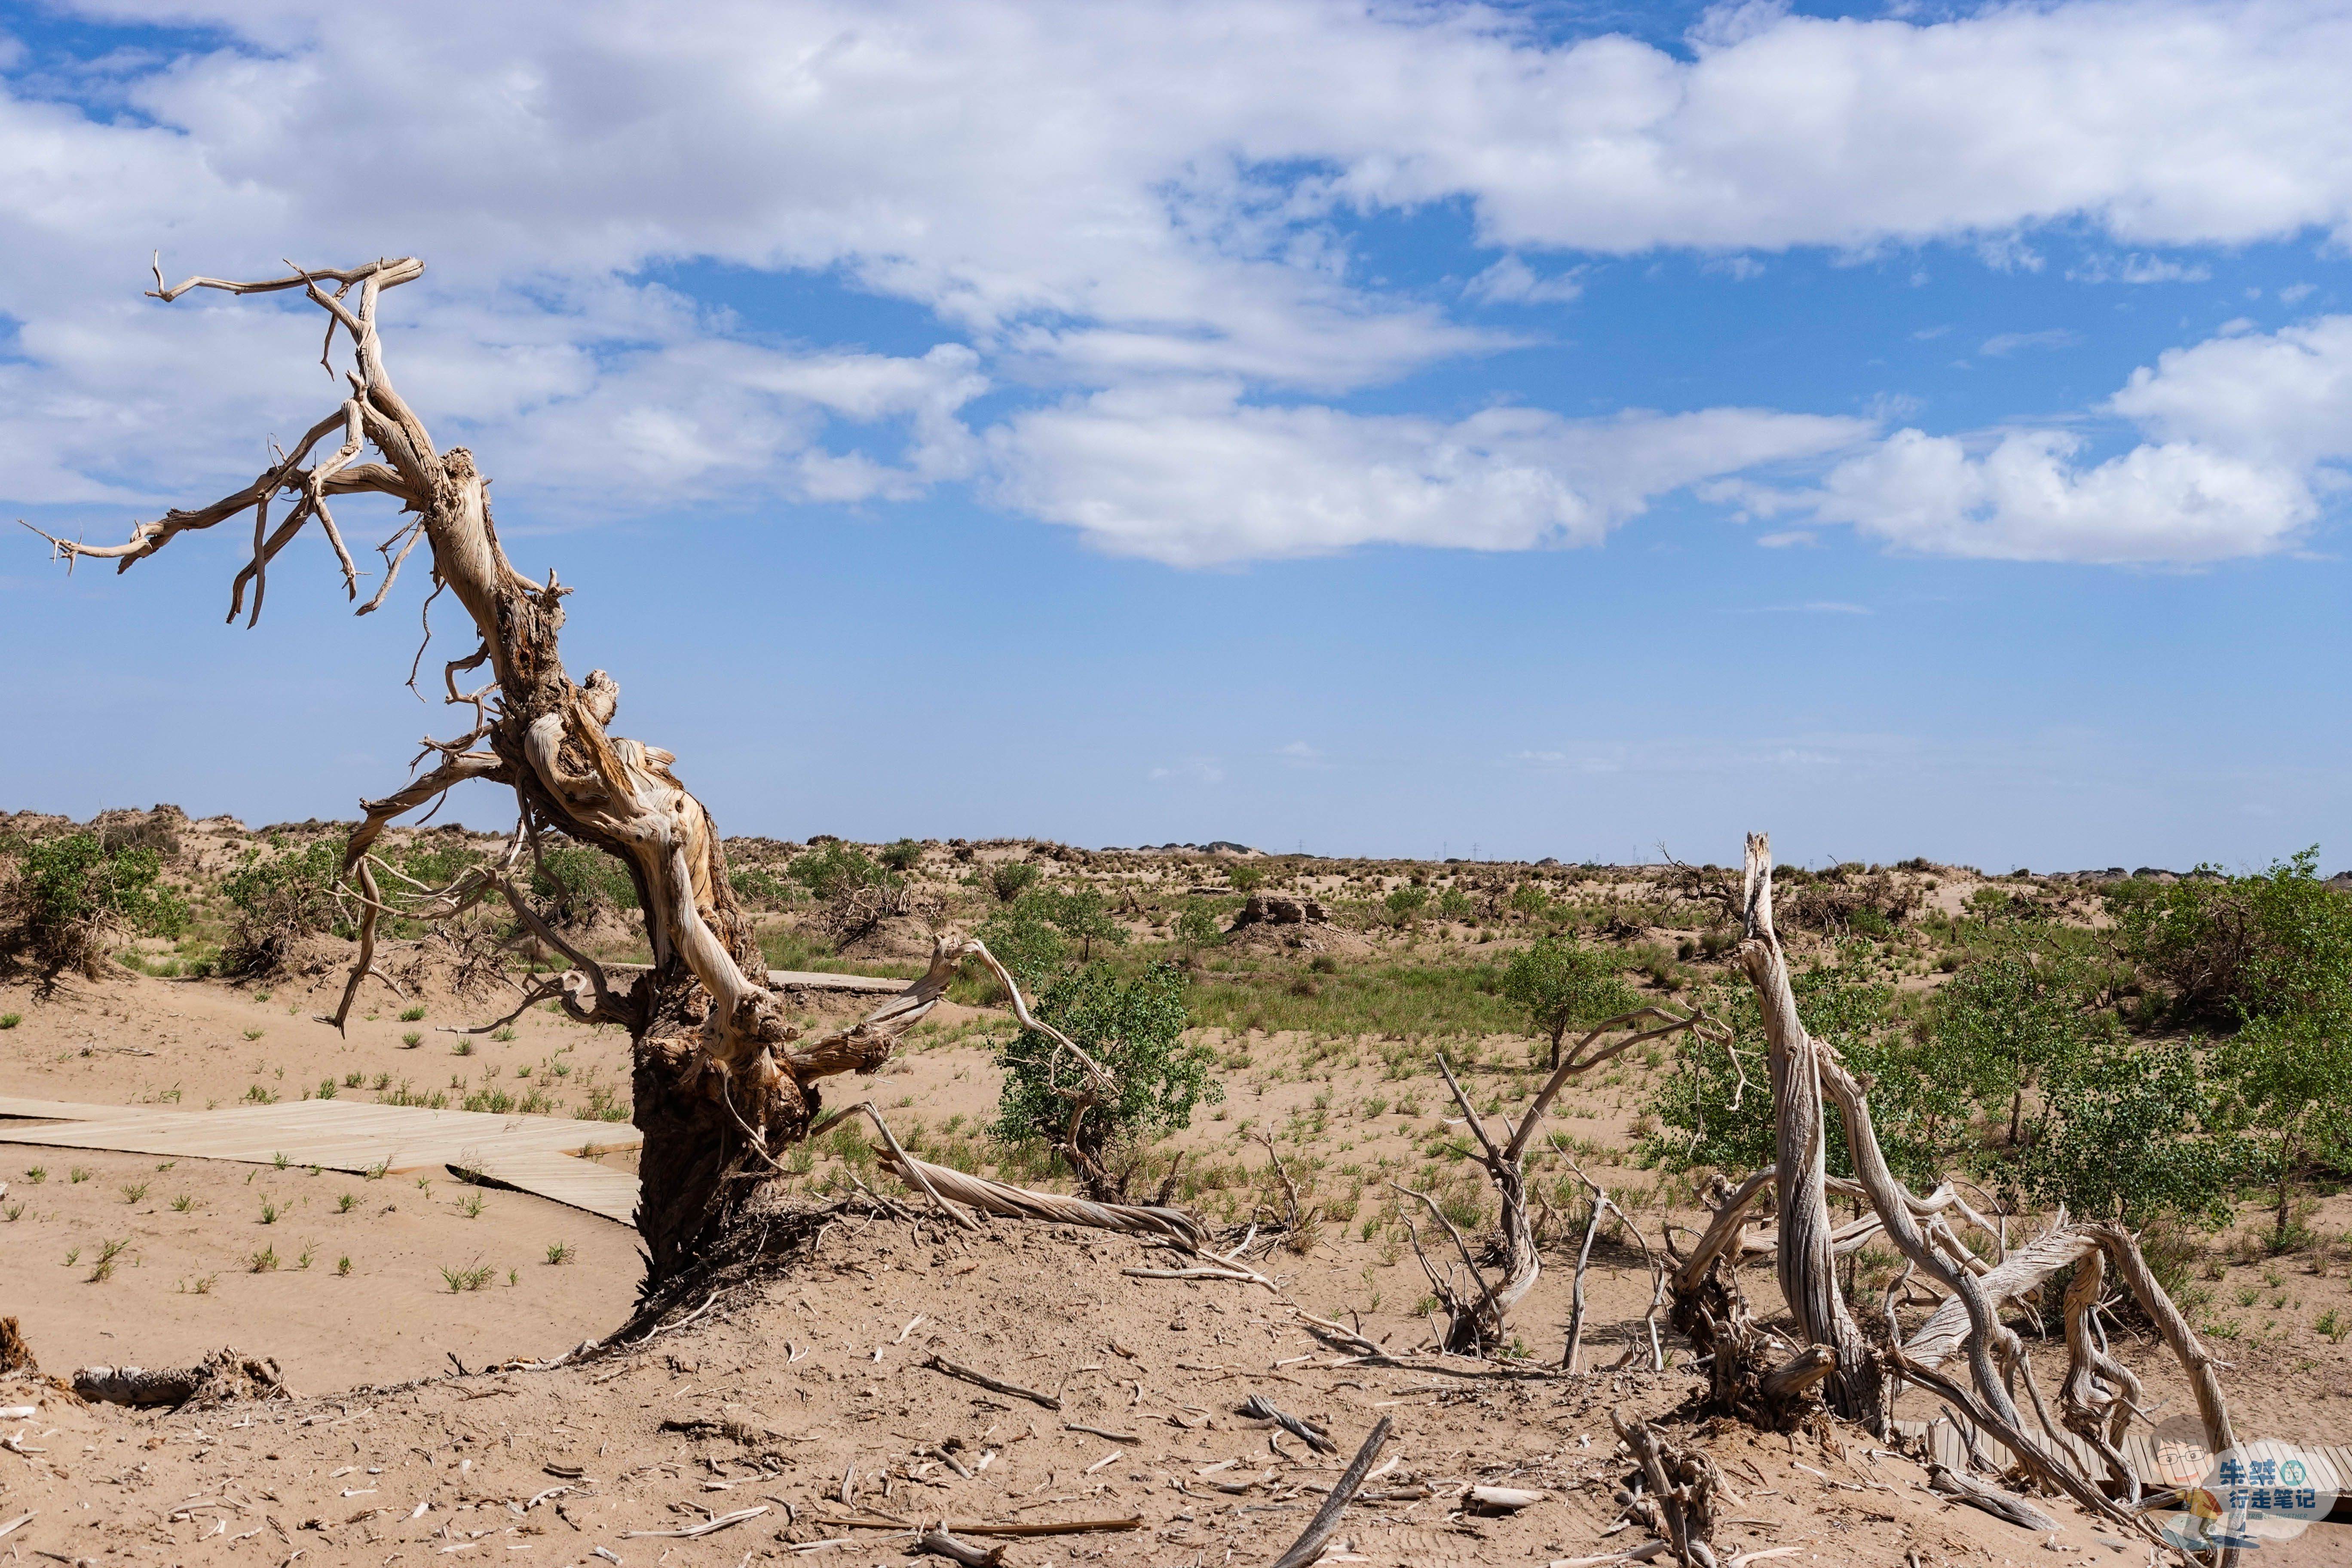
1500,934,1639,1069
987,860,1040,903
220,837,344,974
879,838,925,873
993,961,1218,1201
4,830,187,975
528,842,639,925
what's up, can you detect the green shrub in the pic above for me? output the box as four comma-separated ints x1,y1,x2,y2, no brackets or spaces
1384,884,1430,926
987,860,1041,903
976,894,1069,992
729,865,795,910
1500,934,1639,1069
2017,1040,2236,1227
1229,865,1267,895
220,837,344,974
879,838,925,873
528,842,639,925
787,840,891,903
4,830,187,975
1933,936,2092,1146
2219,1008,2352,1240
1172,901,1223,955
992,960,1218,1200
2110,849,2352,1028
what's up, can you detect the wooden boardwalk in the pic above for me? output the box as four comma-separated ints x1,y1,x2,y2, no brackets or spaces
0,1096,641,1225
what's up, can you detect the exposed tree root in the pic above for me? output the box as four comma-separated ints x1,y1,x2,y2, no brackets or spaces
73,1349,291,1410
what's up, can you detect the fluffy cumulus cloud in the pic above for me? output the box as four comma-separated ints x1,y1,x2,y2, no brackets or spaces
1792,314,2352,563
3,0,2351,561
993,383,1866,564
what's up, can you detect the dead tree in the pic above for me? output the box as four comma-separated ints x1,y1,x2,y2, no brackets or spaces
1697,833,2233,1549
1401,1005,1721,1355
25,257,962,1280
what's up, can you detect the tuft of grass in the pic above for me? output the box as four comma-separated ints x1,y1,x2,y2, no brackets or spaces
400,1004,428,1022
273,1151,290,1170
69,1166,91,1184
545,1240,574,1265
449,1038,470,1056
23,1166,45,1185
88,1237,131,1283
63,1247,80,1266
244,1084,279,1104
0,1012,20,1029
297,1243,315,1270
248,1244,279,1273
343,1071,364,1088
253,989,271,1003
121,1181,149,1204
3,1204,20,1222
182,1273,217,1295
440,1262,496,1293
492,1026,517,1043
365,1158,389,1181
337,1191,359,1213
2320,1308,2349,1345
243,1028,264,1041
258,1200,280,1224
459,1192,486,1219
171,1194,195,1213
316,1078,337,1099
507,1268,519,1286
337,1255,352,1276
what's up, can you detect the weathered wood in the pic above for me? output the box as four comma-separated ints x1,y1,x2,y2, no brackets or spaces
1268,1416,1392,1568
923,1355,1061,1410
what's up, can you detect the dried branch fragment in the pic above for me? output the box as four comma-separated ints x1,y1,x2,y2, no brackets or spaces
922,1355,1061,1410
1610,1409,1723,1568
1268,1416,1392,1568
915,1528,1005,1566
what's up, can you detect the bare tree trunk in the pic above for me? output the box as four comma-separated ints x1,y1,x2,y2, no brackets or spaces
1735,833,1881,1428
30,257,956,1283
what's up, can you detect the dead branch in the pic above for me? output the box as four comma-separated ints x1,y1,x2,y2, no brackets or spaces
73,1349,290,1410
1268,1416,1392,1568
1610,1408,1724,1568
922,1355,1061,1410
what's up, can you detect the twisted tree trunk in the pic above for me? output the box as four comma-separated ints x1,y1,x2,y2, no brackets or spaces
31,257,943,1282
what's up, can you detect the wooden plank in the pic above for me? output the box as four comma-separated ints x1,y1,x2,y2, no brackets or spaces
454,1149,640,1225
768,968,910,995
0,1099,640,1176
0,1095,157,1122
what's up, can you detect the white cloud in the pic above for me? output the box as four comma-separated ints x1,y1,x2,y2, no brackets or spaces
1766,312,2352,564
2064,254,2214,285
989,381,1868,565
1463,256,1583,305
1980,328,2083,356
1813,426,2315,564
7,0,2352,563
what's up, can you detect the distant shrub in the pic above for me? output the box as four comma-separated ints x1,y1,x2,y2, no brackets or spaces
1172,901,1223,954
728,865,795,910
1499,934,1638,1069
879,838,925,873
221,837,345,974
987,860,1041,903
528,842,639,925
1384,884,1430,926
4,830,187,975
788,841,891,902
1228,865,1266,894
2110,848,2352,1028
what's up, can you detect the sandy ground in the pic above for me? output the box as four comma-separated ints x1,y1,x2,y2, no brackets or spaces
8,962,2352,1565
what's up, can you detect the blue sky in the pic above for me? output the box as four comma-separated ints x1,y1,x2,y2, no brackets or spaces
3,0,2349,870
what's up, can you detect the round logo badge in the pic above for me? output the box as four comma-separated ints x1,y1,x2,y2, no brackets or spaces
2151,1439,2339,1552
